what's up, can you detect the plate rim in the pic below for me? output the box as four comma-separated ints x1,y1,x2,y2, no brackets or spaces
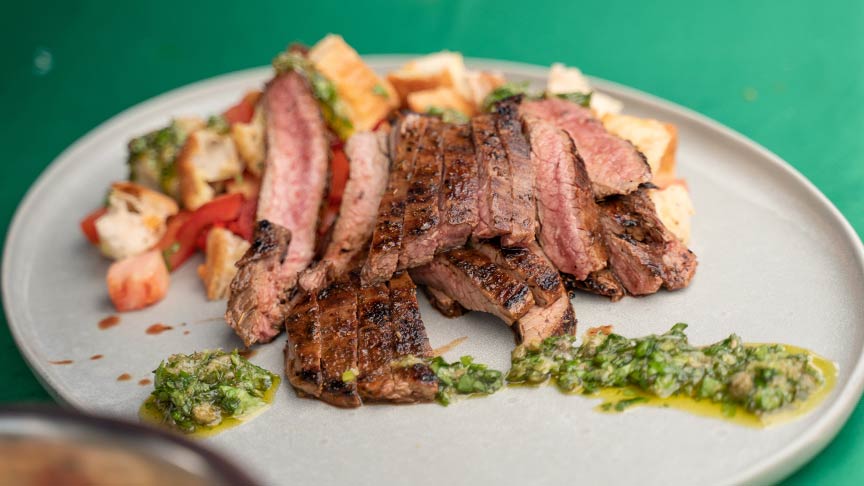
4,55,864,485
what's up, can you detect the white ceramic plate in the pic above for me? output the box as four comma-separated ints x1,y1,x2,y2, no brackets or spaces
4,57,864,486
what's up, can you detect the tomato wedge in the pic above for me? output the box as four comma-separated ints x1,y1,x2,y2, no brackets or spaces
164,193,244,271
107,250,170,312
226,195,258,242
328,147,350,209
223,90,261,125
80,207,107,245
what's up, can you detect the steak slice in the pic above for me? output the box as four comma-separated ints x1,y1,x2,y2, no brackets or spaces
567,268,625,302
423,285,468,318
388,271,434,359
226,220,292,347
316,279,361,408
399,118,443,268
362,115,428,285
599,189,698,295
474,240,563,307
283,289,322,397
410,248,534,325
495,98,536,246
300,131,390,291
524,118,607,280
226,71,328,345
514,288,577,344
471,114,513,239
437,123,479,251
521,99,650,198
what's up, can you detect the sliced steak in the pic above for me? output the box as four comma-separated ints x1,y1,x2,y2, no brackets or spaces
400,118,443,268
514,288,577,344
567,268,625,301
423,285,467,318
356,280,437,403
316,279,361,408
521,98,650,198
362,115,428,285
388,271,434,359
599,189,698,295
471,114,513,239
495,98,536,246
410,248,534,325
227,71,328,345
300,131,390,291
226,220,292,347
283,289,322,397
437,123,479,251
474,240,563,307
524,118,607,280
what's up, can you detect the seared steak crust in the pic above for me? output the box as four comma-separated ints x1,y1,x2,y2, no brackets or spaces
362,115,428,285
226,220,292,347
283,289,322,397
567,268,625,301
495,98,536,246
400,118,443,268
598,189,698,295
521,98,651,198
524,118,607,280
471,114,513,239
437,123,479,251
474,240,563,307
316,279,362,408
388,271,434,358
410,248,534,325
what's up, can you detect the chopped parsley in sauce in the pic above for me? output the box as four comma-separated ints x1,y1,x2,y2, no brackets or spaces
430,356,503,406
127,119,196,198
144,350,279,433
507,323,826,415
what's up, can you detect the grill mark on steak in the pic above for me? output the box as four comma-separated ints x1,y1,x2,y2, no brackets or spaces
471,114,513,239
514,287,577,344
300,131,390,292
226,220,292,347
566,268,625,301
410,248,534,325
523,117,607,280
474,240,563,307
495,98,536,247
362,115,428,285
283,289,322,397
388,271,434,359
437,123,479,251
399,118,443,269
521,99,650,198
316,279,361,408
423,285,467,318
598,189,697,295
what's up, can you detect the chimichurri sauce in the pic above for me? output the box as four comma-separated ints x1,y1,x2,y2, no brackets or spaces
507,323,835,424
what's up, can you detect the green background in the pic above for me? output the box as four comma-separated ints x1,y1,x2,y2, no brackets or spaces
1,1,862,483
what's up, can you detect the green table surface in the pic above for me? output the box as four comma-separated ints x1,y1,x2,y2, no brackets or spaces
2,1,862,483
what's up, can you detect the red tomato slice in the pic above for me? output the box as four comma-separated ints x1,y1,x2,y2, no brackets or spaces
165,193,244,271
223,90,261,125
226,195,258,242
154,211,192,252
328,147,350,208
106,250,170,312
80,207,107,245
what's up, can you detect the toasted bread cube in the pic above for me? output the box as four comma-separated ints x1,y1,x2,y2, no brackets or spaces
231,105,265,177
407,87,475,117
95,182,179,260
197,227,250,300
464,70,507,111
308,34,399,132
387,51,470,102
602,113,677,183
177,129,243,210
547,63,623,116
648,181,694,244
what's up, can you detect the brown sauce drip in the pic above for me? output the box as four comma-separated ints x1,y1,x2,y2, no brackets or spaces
98,315,120,330
145,323,173,335
237,348,257,359
183,331,190,335
117,373,132,381
89,354,103,360
138,378,152,386
48,360,73,365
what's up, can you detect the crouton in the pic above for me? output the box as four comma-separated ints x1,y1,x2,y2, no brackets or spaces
464,70,506,110
197,227,250,300
231,105,265,176
177,129,243,210
407,87,475,117
386,51,470,103
308,34,399,132
648,181,694,244
95,182,179,260
546,63,623,116
602,113,677,184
